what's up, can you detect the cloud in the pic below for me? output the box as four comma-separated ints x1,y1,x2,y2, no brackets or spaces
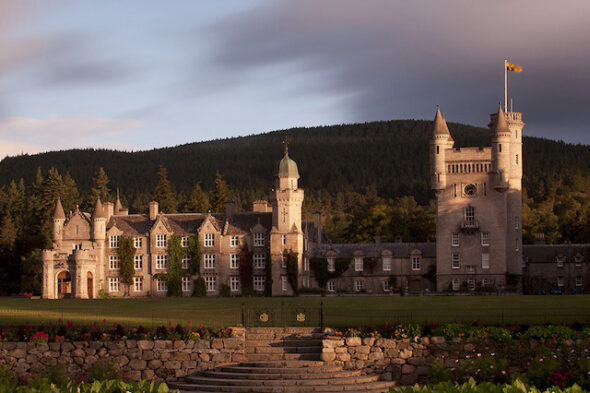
208,0,590,143
0,116,143,156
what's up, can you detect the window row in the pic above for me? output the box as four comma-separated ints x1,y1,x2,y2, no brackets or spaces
109,235,243,249
452,232,489,247
326,279,391,293
451,277,491,291
451,253,490,269
108,253,245,271
556,276,583,287
447,162,490,174
326,256,421,272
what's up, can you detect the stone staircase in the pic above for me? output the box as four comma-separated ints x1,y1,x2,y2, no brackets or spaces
170,328,396,393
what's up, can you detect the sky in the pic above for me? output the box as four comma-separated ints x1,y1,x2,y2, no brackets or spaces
1,0,589,158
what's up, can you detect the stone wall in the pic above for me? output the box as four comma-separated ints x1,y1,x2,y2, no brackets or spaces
0,333,245,381
321,336,469,385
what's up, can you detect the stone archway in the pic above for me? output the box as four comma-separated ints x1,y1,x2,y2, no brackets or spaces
57,271,72,299
87,272,94,299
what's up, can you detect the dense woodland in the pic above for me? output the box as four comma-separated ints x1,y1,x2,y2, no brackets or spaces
1,119,590,295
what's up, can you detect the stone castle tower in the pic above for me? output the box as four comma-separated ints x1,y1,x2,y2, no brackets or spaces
430,105,524,291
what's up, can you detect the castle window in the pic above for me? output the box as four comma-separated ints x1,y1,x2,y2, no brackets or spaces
328,280,336,292
72,243,82,250
556,256,565,267
304,257,309,271
282,276,288,291
230,253,239,269
355,280,363,292
466,265,475,274
134,237,142,248
109,255,120,270
484,182,487,196
557,276,564,287
253,275,265,291
576,276,582,287
109,278,120,293
467,278,475,291
254,253,266,269
182,277,191,292
452,253,460,269
451,233,459,247
204,233,214,247
482,278,490,287
575,254,583,266
464,206,475,226
436,146,440,154
181,237,189,247
109,235,120,248
282,235,287,245
515,130,518,139
133,276,143,292
452,278,460,291
354,257,363,272
205,276,217,292
448,165,451,173
327,258,335,272
499,144,502,152
204,254,216,269
156,279,167,292
515,238,519,252
383,280,390,292
134,255,142,270
155,234,167,248
453,184,457,198
182,255,190,270
514,216,520,230
230,236,239,247
481,232,489,246
231,276,240,292
156,255,168,270
254,233,265,247
481,253,490,269
382,257,392,271
411,256,421,271
515,154,519,165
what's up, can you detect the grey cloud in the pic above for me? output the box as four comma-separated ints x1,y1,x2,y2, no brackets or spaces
207,0,590,143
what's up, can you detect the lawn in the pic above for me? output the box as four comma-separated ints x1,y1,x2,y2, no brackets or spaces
0,295,588,328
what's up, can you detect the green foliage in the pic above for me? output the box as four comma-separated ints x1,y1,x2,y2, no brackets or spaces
87,359,121,381
186,183,210,213
90,167,110,204
192,277,206,297
284,249,299,295
391,379,589,393
309,257,351,288
117,236,135,293
219,284,230,297
153,166,177,213
427,359,451,384
166,235,185,297
238,245,254,296
521,325,577,340
187,235,202,275
211,172,231,213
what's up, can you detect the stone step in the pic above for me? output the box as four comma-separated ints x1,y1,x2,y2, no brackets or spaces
245,333,324,341
172,381,395,392
245,346,323,354
231,360,326,368
244,339,324,347
245,353,320,361
219,364,343,375
183,375,380,387
196,369,363,380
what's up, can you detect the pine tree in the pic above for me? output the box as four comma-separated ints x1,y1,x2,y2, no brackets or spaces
153,166,177,213
187,183,210,213
211,172,231,213
62,172,81,213
90,167,110,204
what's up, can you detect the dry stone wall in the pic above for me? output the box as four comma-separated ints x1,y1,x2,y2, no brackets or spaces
0,333,245,382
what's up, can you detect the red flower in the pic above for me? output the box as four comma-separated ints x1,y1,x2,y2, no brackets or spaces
188,321,192,326
168,321,172,326
102,319,106,324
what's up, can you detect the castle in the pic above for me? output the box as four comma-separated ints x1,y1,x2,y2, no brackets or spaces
41,106,588,298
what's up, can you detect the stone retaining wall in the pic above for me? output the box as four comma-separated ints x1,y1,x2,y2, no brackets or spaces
321,336,469,385
0,330,245,381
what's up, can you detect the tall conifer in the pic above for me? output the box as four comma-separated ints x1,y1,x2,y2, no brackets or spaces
153,166,177,213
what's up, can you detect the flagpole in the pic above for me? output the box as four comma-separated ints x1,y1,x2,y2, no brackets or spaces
504,59,508,112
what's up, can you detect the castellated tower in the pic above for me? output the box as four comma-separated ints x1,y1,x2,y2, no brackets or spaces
269,146,304,295
431,106,524,292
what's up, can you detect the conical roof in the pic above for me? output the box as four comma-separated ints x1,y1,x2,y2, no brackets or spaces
493,105,510,134
278,152,300,179
432,106,452,140
91,198,105,220
52,197,65,220
114,196,122,214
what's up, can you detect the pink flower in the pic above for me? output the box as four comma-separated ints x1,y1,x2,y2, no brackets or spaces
477,353,482,357
490,365,494,369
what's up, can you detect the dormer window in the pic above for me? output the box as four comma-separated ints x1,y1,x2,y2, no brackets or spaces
134,237,142,248
354,257,363,272
254,233,265,247
204,233,214,247
181,237,189,247
327,258,335,272
156,234,167,248
109,235,120,248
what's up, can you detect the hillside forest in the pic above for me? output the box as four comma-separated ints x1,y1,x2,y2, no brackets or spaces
1,119,590,295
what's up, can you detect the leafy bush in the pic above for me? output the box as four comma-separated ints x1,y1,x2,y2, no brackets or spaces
87,359,121,382
427,360,450,384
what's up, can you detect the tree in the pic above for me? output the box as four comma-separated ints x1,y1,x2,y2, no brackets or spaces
186,183,210,213
211,172,231,213
117,237,135,296
62,172,81,213
91,167,110,203
153,166,177,213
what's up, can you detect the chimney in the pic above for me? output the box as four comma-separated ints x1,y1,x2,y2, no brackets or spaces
104,202,114,223
225,201,235,219
314,212,322,245
149,201,159,220
253,200,271,212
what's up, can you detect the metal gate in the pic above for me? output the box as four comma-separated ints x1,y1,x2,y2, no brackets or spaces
241,302,324,328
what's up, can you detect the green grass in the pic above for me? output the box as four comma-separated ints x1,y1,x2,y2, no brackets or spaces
0,295,588,328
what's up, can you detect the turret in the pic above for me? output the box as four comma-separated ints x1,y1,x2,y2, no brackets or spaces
489,106,511,189
91,198,107,241
429,106,454,191
271,144,304,233
52,197,66,243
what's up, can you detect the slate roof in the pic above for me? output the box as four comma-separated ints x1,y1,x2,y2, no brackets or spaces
311,242,436,258
523,244,590,263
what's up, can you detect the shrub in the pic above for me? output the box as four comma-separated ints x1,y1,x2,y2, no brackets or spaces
427,360,450,384
87,359,121,381
192,277,206,297
219,284,230,297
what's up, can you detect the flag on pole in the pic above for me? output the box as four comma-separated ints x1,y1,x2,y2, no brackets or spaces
506,62,523,73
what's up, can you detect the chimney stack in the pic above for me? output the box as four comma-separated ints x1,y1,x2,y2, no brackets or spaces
225,201,235,219
149,201,159,220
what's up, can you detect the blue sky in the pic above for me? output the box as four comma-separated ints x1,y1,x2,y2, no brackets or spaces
1,0,589,158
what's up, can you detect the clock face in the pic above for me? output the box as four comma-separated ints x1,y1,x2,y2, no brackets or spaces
464,184,477,196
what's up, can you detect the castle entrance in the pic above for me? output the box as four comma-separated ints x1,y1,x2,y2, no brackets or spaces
87,272,93,299
57,271,71,298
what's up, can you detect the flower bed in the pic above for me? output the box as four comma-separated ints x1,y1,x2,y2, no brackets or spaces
0,378,173,393
390,379,589,393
